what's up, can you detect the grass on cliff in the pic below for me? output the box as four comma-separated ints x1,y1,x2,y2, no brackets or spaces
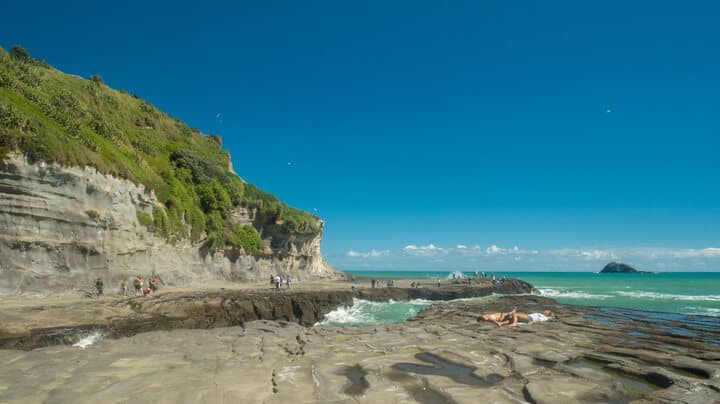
0,45,319,253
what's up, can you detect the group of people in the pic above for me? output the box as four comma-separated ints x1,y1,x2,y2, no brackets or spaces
479,308,553,327
91,274,163,299
118,275,162,297
370,279,395,288
271,274,292,290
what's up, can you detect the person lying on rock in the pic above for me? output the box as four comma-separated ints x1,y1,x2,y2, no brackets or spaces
509,309,553,326
478,311,515,327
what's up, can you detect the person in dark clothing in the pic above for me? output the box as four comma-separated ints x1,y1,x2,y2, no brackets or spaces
95,278,104,298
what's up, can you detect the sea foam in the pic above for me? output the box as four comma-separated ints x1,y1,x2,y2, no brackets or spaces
72,331,103,348
316,298,430,327
446,271,467,279
681,307,720,317
537,288,612,300
617,291,720,301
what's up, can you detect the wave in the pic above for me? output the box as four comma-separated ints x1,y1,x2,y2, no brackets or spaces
316,298,430,326
73,331,103,348
537,288,613,300
446,271,467,280
617,291,720,301
449,294,501,302
680,306,720,317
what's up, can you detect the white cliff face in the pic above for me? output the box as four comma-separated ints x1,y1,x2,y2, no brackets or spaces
0,154,341,296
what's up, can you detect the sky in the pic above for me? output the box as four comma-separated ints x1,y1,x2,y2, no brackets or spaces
2,1,719,271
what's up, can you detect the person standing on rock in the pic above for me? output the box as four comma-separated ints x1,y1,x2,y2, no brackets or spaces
150,276,162,293
133,275,142,295
286,276,292,289
120,279,128,297
275,275,281,290
95,278,104,298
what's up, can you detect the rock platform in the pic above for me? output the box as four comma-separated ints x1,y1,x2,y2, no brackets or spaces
0,280,718,403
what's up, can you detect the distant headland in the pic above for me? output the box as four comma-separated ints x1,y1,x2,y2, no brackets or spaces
600,262,651,274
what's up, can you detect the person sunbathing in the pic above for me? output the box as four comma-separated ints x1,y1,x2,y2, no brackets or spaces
510,309,553,326
478,310,515,327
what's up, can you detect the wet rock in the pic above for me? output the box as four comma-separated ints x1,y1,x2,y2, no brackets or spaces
524,376,626,403
0,293,718,403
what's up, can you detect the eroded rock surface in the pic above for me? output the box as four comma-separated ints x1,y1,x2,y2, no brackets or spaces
1,293,718,403
0,280,533,350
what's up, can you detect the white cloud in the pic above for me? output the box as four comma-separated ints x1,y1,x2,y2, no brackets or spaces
548,247,720,261
346,249,390,258
403,244,447,256
338,244,720,271
627,247,720,259
401,243,537,257
548,248,617,260
483,244,537,255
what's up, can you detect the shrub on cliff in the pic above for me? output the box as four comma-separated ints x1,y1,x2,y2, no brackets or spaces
9,45,30,62
226,224,263,253
0,45,320,252
136,211,154,228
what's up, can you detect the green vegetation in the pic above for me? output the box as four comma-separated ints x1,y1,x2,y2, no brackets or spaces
85,210,100,222
136,211,154,228
0,45,319,254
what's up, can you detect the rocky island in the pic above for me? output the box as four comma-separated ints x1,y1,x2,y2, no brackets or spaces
600,262,651,274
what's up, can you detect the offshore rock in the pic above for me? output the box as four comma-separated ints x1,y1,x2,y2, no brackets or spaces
600,262,650,273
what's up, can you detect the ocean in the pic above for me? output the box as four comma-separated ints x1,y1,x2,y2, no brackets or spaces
338,270,720,320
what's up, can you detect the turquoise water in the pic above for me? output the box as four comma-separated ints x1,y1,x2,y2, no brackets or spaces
317,298,431,327
345,270,720,317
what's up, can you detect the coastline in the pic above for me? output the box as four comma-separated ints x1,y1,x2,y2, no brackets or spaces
349,270,720,317
1,279,718,403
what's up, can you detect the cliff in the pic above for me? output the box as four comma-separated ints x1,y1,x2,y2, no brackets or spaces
0,46,342,295
0,153,340,295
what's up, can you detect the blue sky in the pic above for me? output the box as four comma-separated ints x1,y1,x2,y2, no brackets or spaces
3,1,719,270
